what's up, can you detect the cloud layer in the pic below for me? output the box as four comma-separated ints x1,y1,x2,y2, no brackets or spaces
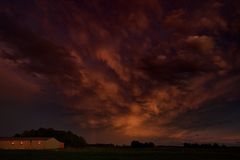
0,0,240,144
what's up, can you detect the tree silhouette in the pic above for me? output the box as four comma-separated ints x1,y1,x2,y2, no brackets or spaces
131,140,155,148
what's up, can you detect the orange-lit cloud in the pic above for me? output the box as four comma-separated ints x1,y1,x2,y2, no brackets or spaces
0,0,240,144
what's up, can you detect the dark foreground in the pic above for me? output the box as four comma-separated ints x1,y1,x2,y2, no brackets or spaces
1,147,240,160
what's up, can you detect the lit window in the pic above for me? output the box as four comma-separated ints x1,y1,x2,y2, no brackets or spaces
20,141,23,145
38,141,41,144
11,142,14,145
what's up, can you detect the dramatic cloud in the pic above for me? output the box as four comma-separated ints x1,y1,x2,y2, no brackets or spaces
0,0,240,144
0,57,40,104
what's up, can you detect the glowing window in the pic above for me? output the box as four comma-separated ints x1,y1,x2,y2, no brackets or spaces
11,142,14,145
38,141,41,144
20,141,23,145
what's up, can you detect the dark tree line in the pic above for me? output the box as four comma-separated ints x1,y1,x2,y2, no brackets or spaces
183,143,227,149
14,128,87,147
131,140,155,148
89,143,115,147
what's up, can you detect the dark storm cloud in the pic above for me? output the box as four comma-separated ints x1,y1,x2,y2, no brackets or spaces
0,13,79,75
0,0,240,144
0,58,40,104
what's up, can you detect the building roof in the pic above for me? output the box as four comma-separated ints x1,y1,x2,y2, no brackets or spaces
0,137,53,141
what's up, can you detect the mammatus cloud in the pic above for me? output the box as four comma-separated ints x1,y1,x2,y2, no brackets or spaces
0,0,240,144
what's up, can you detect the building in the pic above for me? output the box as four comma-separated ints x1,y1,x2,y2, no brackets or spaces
0,137,64,150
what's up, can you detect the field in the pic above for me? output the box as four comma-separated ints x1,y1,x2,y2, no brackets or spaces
1,147,240,160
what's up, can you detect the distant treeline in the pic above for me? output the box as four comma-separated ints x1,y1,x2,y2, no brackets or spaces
89,144,115,147
131,140,155,148
14,128,87,147
12,128,228,149
183,143,227,148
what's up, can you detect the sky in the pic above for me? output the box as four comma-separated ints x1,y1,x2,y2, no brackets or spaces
0,0,240,145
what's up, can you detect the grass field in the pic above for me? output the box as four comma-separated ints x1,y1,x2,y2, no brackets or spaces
1,147,240,160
